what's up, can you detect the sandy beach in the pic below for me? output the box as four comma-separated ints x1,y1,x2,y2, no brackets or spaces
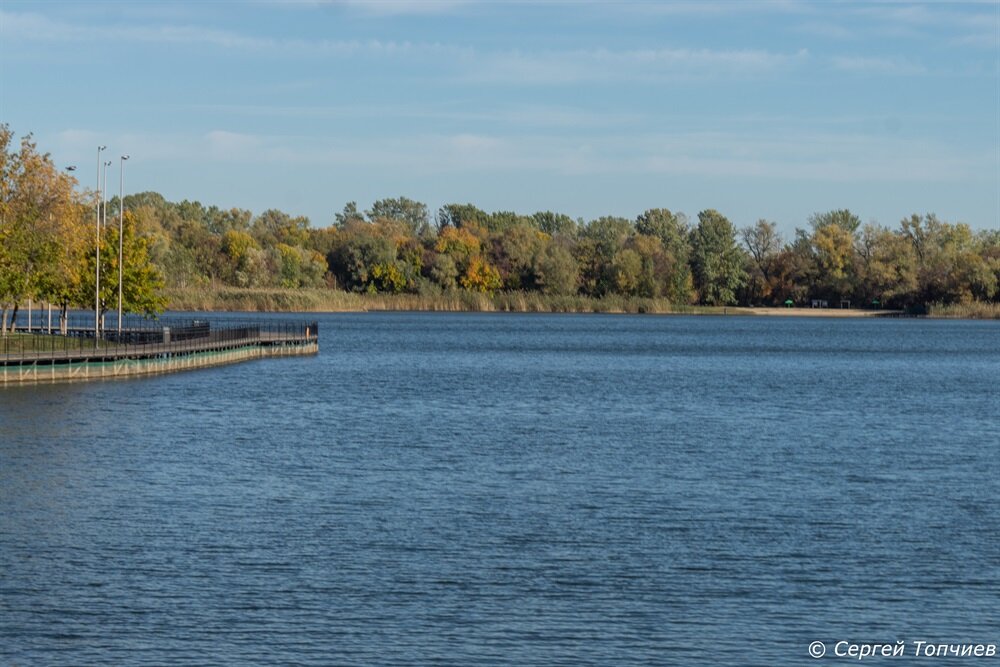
738,307,903,317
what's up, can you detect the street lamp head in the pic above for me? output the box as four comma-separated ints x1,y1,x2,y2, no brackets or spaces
98,145,106,151
66,165,77,171
104,160,112,167
121,154,130,160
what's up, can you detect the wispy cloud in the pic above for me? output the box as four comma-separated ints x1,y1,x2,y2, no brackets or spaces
597,0,807,18
71,124,987,185
186,102,645,129
853,3,998,49
1,8,810,85
328,0,473,16
466,46,810,84
0,9,269,49
0,9,467,58
830,55,927,76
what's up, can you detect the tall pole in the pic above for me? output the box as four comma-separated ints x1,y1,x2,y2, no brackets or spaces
64,166,76,336
118,154,129,334
102,160,111,332
102,160,112,230
95,146,106,345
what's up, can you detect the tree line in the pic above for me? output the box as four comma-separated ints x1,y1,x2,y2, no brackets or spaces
2,126,998,328
0,127,162,333
131,193,998,311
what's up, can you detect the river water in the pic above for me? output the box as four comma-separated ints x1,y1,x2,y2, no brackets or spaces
1,313,997,665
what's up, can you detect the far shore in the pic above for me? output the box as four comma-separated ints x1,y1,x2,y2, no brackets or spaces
737,307,902,317
158,287,997,319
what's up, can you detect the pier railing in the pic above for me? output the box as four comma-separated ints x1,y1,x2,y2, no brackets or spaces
1,314,318,364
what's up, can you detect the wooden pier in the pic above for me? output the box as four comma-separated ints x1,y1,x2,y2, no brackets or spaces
1,318,318,385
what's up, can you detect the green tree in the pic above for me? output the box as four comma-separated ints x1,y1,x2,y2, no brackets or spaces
491,224,548,290
855,223,917,307
611,248,643,296
811,223,858,300
252,209,311,247
531,211,576,236
576,216,634,296
689,209,746,305
740,219,782,304
902,213,997,303
533,240,578,295
636,208,693,303
78,210,167,319
335,201,365,227
328,227,397,291
809,209,862,235
221,230,266,287
437,203,488,230
367,196,429,233
0,127,87,332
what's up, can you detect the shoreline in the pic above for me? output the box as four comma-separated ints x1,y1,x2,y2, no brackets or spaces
160,288,998,319
161,288,918,318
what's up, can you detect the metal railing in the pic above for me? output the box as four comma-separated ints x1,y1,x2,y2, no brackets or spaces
1,313,318,365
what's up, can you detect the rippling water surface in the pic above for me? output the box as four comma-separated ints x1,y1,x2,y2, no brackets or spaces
2,313,997,665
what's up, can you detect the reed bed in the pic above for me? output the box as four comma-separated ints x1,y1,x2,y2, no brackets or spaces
926,302,1000,319
164,287,684,314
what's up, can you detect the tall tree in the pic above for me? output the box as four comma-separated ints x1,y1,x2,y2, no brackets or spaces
0,127,86,333
809,209,862,235
636,208,693,303
437,202,488,230
740,219,783,305
901,213,997,303
689,209,746,305
811,222,858,300
78,210,167,319
856,223,917,307
334,201,365,227
367,196,429,233
576,216,634,296
531,210,576,236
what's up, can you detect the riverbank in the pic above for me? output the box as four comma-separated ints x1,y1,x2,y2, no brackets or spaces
162,288,924,317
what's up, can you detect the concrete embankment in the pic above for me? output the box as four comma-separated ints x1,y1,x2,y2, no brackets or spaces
1,318,318,385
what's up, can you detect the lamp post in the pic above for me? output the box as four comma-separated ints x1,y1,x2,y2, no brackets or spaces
102,160,112,332
58,166,76,334
117,154,129,334
95,146,106,345
102,160,112,230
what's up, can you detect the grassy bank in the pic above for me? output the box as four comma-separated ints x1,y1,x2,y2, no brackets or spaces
926,302,1000,319
163,287,704,314
162,287,997,318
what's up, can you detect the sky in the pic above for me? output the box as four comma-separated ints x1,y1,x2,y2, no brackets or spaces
1,0,998,235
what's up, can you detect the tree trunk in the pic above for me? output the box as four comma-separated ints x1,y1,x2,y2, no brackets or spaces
1,306,9,335
9,304,18,332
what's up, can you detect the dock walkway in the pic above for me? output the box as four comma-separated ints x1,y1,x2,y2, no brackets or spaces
1,317,318,384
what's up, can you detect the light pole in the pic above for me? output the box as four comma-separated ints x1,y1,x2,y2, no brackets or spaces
117,154,129,334
102,160,112,332
61,166,76,334
95,146,106,345
102,160,112,230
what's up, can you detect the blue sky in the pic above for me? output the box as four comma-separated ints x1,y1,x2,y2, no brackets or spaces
1,1,997,234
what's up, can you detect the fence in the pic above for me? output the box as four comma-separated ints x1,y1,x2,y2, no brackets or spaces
1,313,318,364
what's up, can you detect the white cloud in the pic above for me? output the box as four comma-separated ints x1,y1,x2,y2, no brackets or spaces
830,55,927,76
54,123,990,185
467,46,810,84
0,9,466,59
205,130,266,159
853,3,998,48
331,0,472,15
